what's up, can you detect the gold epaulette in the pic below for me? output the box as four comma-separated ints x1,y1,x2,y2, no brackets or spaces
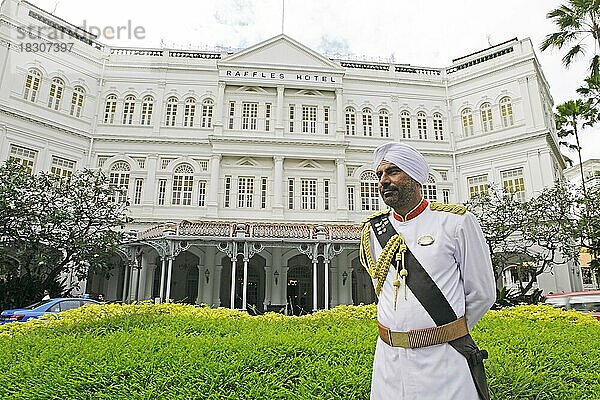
429,202,467,215
359,208,391,227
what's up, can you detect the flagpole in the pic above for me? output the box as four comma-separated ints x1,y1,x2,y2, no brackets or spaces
281,0,285,34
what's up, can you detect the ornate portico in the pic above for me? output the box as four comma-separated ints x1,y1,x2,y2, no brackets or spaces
107,220,372,313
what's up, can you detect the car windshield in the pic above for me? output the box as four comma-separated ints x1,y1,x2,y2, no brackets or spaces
24,299,53,310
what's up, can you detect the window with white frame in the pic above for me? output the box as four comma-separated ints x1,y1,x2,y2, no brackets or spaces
228,102,235,129
201,99,213,128
157,179,167,205
9,144,37,174
347,186,355,211
182,98,195,127
288,178,295,209
23,69,41,102
198,180,207,207
467,174,489,198
461,108,474,137
301,179,317,210
324,106,330,134
481,102,493,132
345,107,356,135
417,112,427,139
109,161,131,203
122,95,135,125
237,176,255,208
50,156,75,179
324,179,330,210
422,175,437,201
379,109,389,137
140,96,154,125
433,112,443,140
400,111,411,138
302,105,317,133
47,77,64,110
500,97,514,127
133,178,144,205
224,175,232,208
360,171,379,211
362,108,373,136
265,103,271,131
242,102,258,130
261,177,268,208
70,86,85,118
502,168,525,201
172,164,194,206
289,104,295,132
165,97,178,126
103,95,117,124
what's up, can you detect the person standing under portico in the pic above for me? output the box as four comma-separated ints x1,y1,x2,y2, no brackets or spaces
359,142,496,400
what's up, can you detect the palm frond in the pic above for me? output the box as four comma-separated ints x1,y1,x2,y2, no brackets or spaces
562,43,586,65
540,31,580,51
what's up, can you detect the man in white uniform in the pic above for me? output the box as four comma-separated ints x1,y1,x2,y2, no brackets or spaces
359,142,496,400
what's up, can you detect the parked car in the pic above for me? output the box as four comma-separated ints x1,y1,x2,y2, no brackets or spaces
0,298,99,324
544,291,600,320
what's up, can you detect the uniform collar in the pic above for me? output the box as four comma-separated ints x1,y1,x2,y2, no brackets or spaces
392,198,428,222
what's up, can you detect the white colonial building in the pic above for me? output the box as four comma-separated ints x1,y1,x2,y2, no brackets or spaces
0,0,582,312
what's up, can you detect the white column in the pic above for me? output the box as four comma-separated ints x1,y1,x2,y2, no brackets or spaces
207,154,221,215
242,257,249,310
159,258,166,303
264,266,273,310
336,158,347,210
273,156,284,215
137,253,149,300
335,88,344,140
312,259,318,311
121,263,130,302
214,264,222,307
196,265,203,305
230,258,237,309
324,259,330,310
165,256,174,302
275,85,284,135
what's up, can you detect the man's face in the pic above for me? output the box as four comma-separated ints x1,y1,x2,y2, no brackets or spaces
376,160,421,209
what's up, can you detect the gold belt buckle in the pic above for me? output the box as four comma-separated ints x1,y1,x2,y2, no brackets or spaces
389,331,410,348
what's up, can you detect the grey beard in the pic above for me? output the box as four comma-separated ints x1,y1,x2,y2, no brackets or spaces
380,182,421,210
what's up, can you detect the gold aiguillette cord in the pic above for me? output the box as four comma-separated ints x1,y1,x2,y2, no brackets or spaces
392,242,408,310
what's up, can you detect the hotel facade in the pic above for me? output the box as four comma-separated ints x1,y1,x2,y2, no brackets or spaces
0,0,583,313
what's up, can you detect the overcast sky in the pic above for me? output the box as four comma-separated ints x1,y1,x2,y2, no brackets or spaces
27,0,599,162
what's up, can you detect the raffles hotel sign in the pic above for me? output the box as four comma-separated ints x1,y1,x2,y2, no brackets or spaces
219,68,342,86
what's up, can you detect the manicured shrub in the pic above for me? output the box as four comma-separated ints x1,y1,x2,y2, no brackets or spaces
0,303,597,399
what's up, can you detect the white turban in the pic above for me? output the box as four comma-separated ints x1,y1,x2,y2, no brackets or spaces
373,142,429,185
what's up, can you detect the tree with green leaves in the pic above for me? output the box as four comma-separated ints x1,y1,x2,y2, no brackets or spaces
555,99,596,195
541,0,600,75
0,160,130,308
467,183,580,303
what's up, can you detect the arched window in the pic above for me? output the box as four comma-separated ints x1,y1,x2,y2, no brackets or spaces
461,108,474,137
165,96,178,126
360,171,379,211
109,161,131,203
400,111,411,138
183,97,196,127
70,86,85,117
433,112,443,140
172,163,194,206
23,69,42,102
47,77,64,110
499,97,514,127
201,98,214,128
379,109,389,137
480,102,493,132
103,94,117,124
345,107,356,135
362,108,373,136
140,95,154,125
417,112,427,139
122,95,136,125
423,175,437,201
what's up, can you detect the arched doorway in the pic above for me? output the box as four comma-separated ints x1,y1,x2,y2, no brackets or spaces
170,251,199,303
351,257,377,305
287,254,313,315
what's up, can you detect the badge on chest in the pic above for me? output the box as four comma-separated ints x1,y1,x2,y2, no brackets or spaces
417,234,435,246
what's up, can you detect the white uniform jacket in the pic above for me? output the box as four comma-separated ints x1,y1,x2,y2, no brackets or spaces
366,201,496,400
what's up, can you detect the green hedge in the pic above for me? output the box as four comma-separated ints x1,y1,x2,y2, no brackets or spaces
0,304,598,400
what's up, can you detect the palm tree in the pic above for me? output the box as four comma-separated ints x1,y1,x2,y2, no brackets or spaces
541,0,600,74
555,99,596,195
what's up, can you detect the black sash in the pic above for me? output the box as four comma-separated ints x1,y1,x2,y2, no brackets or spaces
370,214,491,400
